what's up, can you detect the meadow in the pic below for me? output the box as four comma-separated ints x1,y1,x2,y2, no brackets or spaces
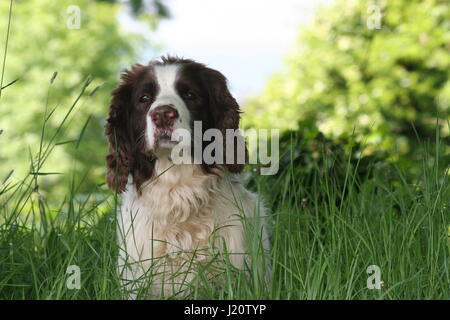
0,80,448,299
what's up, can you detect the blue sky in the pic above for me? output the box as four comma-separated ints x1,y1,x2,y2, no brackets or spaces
123,0,331,102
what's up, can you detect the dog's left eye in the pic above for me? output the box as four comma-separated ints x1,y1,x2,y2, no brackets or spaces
139,94,152,103
182,90,196,100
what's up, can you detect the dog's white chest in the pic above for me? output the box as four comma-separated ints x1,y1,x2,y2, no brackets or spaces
116,166,263,297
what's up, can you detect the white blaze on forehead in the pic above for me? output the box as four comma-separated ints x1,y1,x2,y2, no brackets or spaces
146,63,192,151
151,64,180,108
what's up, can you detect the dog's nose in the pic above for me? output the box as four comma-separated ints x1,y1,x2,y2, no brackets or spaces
150,105,179,127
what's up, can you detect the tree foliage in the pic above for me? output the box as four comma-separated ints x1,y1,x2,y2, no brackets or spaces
99,0,170,18
0,0,160,195
243,0,450,159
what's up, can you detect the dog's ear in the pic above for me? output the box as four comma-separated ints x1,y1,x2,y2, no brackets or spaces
105,66,140,192
201,68,247,173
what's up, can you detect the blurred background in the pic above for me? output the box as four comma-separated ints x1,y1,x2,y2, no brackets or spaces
0,0,449,198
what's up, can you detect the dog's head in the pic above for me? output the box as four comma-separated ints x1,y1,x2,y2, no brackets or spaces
105,56,246,192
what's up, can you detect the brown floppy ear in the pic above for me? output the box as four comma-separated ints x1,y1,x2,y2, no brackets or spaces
201,68,247,173
105,69,135,193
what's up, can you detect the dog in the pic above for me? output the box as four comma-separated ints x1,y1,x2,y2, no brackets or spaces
105,56,269,298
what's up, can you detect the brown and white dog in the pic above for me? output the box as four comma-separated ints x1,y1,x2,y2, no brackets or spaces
105,56,269,298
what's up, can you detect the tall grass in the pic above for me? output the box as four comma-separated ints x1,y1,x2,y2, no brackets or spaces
255,139,449,299
0,78,448,298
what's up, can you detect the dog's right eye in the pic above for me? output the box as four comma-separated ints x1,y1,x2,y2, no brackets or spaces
139,94,151,103
181,90,196,100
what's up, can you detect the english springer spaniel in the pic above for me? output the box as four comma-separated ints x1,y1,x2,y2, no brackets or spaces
105,56,269,298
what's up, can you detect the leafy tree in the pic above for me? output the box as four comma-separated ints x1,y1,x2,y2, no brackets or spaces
0,0,162,196
99,0,170,18
243,0,450,160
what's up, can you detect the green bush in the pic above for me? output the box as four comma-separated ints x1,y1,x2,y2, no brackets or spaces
244,0,450,160
0,0,160,197
247,119,391,209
